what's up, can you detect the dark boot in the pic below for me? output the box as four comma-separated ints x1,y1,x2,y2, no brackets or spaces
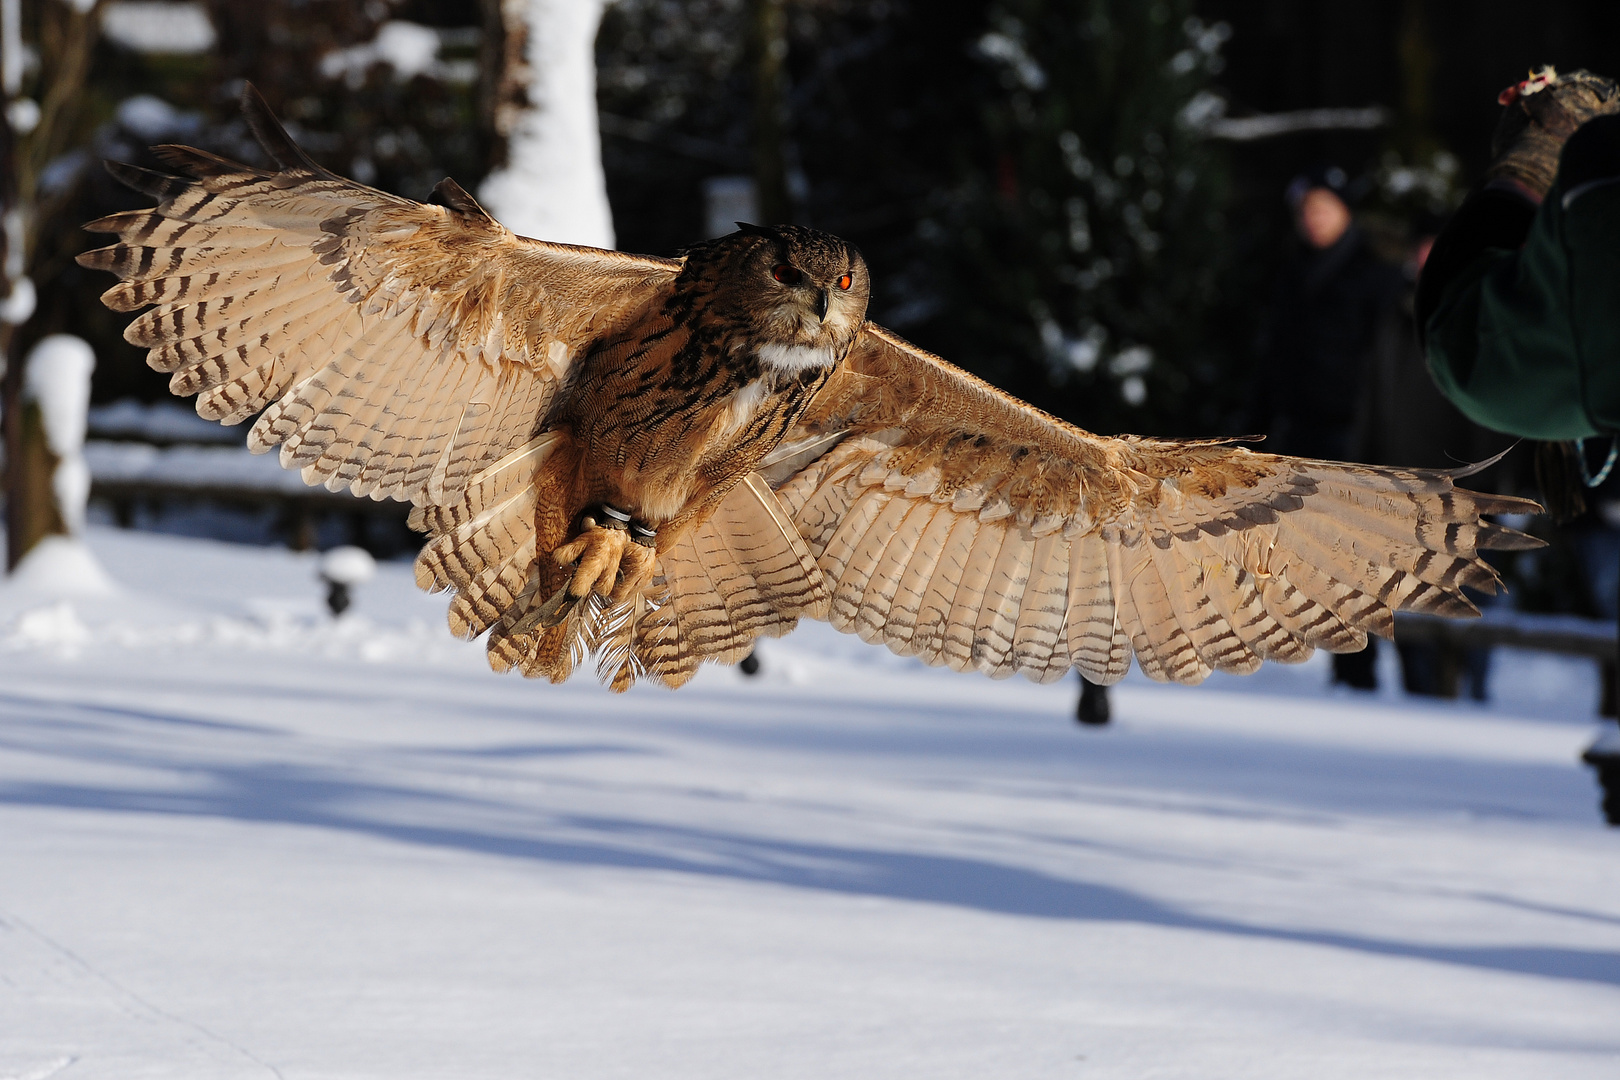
1332,638,1379,691
1077,675,1111,726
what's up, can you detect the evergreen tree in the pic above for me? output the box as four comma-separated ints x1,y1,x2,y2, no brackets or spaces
920,0,1236,436
41,0,484,406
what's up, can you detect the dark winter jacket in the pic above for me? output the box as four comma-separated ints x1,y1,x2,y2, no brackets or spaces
1252,228,1404,460
1420,115,1620,439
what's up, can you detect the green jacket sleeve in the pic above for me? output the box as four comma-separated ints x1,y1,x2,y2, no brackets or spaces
1423,181,1620,440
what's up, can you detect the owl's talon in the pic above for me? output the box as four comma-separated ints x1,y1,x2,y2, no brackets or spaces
530,586,580,630
548,505,660,613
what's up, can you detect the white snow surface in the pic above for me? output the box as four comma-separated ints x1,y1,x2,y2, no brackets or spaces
478,0,616,249
85,440,316,494
0,525,1616,1078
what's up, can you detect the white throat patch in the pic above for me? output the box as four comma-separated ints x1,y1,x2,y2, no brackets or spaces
756,342,837,374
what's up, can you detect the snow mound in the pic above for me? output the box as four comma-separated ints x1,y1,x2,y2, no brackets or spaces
3,536,117,599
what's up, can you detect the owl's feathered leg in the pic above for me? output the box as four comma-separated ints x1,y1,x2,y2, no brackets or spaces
531,506,659,628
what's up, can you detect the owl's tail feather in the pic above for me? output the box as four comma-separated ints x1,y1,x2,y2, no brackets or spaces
622,474,831,690
488,474,832,692
409,430,581,679
487,597,594,685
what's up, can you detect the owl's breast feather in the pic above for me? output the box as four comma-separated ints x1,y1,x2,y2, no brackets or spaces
710,377,773,444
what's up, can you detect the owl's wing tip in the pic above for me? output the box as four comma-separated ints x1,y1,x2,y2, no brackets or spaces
239,82,323,174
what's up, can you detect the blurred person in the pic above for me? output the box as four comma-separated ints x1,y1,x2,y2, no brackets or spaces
1252,165,1404,689
1418,70,1620,622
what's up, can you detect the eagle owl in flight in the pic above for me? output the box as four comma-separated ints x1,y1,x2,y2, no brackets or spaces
81,88,1538,692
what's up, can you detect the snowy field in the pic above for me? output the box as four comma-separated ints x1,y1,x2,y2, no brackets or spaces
1,526,1616,1079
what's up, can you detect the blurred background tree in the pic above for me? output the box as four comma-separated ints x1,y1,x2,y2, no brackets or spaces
21,0,1620,433
2,0,108,567
39,0,484,409
916,0,1237,437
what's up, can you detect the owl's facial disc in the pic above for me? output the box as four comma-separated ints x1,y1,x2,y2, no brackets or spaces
700,224,870,363
758,242,868,350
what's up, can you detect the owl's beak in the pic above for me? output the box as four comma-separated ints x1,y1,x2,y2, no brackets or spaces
815,288,830,321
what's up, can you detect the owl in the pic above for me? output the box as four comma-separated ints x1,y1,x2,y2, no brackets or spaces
80,87,1540,692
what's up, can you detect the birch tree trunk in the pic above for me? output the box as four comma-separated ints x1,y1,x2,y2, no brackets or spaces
478,0,616,249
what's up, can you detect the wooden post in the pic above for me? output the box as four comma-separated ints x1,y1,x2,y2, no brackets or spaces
1610,557,1619,718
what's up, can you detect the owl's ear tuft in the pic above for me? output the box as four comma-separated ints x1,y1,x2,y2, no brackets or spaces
734,221,780,239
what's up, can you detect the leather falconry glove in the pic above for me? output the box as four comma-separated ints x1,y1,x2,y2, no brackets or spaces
1487,66,1620,201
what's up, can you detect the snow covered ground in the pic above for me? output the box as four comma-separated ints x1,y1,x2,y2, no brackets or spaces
0,526,1616,1079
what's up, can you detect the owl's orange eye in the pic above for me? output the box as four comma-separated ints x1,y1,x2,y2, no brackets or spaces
772,264,803,285
836,273,853,291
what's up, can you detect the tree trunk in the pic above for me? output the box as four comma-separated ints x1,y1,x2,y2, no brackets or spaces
0,25,24,571
6,397,64,566
481,0,530,176
476,0,615,248
2,0,104,570
748,0,790,224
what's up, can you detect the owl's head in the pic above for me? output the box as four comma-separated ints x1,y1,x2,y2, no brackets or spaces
684,224,870,369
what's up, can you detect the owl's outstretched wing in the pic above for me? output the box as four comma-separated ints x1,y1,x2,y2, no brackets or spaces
741,323,1541,686
78,86,678,506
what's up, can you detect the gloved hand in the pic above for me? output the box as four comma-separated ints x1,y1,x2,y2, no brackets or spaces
1487,67,1620,201
1420,68,1620,339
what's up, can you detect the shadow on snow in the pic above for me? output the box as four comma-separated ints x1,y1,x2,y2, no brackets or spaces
1,752,1616,992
